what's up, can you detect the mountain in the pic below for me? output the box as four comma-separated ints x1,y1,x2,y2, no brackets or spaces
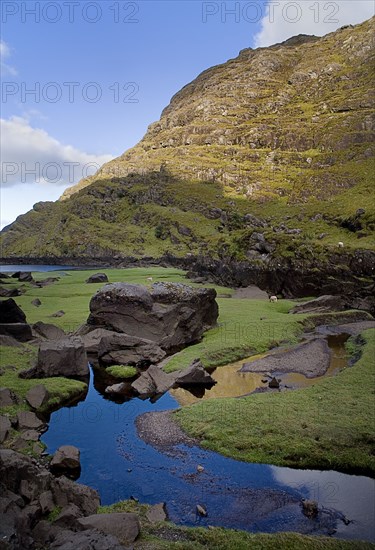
1,18,374,296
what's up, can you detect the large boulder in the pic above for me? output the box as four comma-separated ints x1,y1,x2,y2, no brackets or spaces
77,513,140,544
290,295,346,314
98,332,166,367
86,273,109,284
0,298,27,323
87,282,218,352
35,338,89,378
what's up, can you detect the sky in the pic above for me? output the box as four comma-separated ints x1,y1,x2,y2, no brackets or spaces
1,0,374,229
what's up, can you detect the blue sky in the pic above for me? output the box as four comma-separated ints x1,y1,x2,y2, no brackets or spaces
1,1,374,228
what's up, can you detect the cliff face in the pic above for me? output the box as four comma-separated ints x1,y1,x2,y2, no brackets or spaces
61,19,374,203
1,18,374,267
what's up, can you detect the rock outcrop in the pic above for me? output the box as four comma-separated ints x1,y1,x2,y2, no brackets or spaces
87,282,218,353
32,338,89,378
290,295,347,314
98,332,166,367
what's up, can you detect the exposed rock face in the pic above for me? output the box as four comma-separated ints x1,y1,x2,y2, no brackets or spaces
35,338,89,378
86,273,109,283
240,339,331,378
98,332,166,367
88,282,218,353
0,414,12,443
290,295,347,314
0,449,103,550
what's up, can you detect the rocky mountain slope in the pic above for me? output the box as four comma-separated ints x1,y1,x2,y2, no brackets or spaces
1,18,374,294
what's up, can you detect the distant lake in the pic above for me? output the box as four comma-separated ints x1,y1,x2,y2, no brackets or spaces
0,265,79,272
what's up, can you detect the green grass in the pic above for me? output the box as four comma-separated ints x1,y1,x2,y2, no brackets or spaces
164,297,303,373
175,329,375,474
0,344,87,416
99,500,373,550
106,365,138,379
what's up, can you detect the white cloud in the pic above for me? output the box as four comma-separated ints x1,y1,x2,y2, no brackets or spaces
254,1,375,47
1,116,113,188
0,39,17,76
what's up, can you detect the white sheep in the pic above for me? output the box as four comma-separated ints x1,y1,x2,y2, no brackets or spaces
146,277,153,282
269,295,278,303
338,241,344,248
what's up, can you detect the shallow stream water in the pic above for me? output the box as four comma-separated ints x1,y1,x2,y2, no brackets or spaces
42,335,375,542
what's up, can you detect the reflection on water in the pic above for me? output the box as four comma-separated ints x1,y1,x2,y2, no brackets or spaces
172,335,350,406
42,367,375,542
282,335,349,389
171,357,267,406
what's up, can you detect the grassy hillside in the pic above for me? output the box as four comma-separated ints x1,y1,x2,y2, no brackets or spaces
1,18,374,261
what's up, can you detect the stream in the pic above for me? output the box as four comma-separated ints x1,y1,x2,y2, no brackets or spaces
41,336,375,543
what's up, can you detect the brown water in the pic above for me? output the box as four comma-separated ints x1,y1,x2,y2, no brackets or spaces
171,335,349,406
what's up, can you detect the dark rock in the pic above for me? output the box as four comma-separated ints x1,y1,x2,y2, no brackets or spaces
31,298,42,307
39,491,55,514
0,335,22,347
241,339,331,378
76,327,115,354
98,332,166,367
53,504,83,528
105,382,128,395
302,499,319,518
86,273,109,284
290,295,347,314
174,359,216,386
77,512,140,544
32,321,66,341
32,519,62,546
25,385,49,409
0,415,12,443
131,365,176,396
268,377,280,389
18,272,33,283
0,272,11,278
50,528,125,550
36,277,60,287
0,388,19,407
17,411,45,431
0,322,33,342
0,298,27,323
87,282,218,353
51,475,100,516
51,310,66,318
146,503,167,523
50,446,81,479
0,286,22,297
35,337,89,378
